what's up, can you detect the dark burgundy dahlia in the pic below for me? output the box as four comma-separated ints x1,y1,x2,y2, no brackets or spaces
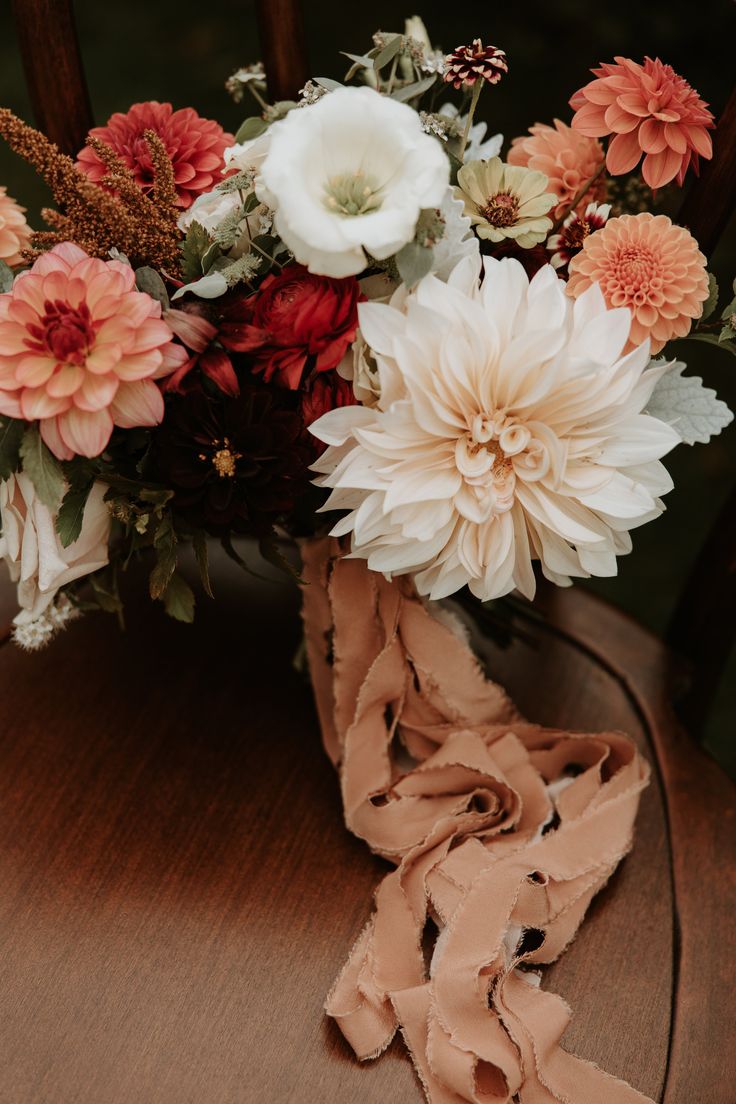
155,383,313,538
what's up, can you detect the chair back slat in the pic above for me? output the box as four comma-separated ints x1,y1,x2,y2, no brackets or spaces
11,0,92,155
256,0,309,102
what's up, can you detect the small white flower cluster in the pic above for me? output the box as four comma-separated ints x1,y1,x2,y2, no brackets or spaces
12,593,81,652
419,50,448,76
297,80,327,107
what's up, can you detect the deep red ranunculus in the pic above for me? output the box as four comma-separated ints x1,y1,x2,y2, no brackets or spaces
300,373,357,455
221,264,362,390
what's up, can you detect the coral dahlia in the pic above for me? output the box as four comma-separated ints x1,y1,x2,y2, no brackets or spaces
0,187,32,267
77,101,233,209
311,256,680,601
508,119,606,220
570,57,714,189
566,212,709,353
0,242,187,459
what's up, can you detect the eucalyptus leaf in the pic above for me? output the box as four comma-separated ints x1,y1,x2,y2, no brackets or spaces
373,34,403,71
234,115,268,144
314,77,343,92
135,266,170,310
0,259,15,293
0,417,24,480
56,480,93,548
396,240,435,289
391,74,437,102
19,425,65,510
162,572,196,623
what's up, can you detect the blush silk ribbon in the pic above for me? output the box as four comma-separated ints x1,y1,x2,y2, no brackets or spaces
300,537,655,1104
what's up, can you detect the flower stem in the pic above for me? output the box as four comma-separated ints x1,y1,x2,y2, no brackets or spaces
386,54,400,96
247,84,269,112
459,79,484,160
550,162,606,232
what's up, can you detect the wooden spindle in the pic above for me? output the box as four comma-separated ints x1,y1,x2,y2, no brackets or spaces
677,84,736,258
11,0,93,155
256,0,309,103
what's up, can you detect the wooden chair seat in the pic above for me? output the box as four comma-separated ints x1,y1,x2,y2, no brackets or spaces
0,553,732,1103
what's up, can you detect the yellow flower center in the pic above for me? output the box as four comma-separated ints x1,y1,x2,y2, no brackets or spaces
198,437,242,478
481,191,519,228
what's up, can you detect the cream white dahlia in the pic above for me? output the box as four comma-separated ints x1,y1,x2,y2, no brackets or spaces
310,257,680,601
255,86,450,277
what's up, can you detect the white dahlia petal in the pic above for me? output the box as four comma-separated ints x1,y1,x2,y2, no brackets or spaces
312,258,679,600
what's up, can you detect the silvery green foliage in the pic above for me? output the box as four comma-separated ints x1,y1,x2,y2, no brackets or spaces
646,359,733,445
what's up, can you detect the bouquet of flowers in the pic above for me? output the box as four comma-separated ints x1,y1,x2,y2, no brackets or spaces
0,19,733,1103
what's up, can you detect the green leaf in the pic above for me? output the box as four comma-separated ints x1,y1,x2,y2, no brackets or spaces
373,34,403,71
90,566,124,615
680,332,736,358
0,417,25,480
396,240,435,289
201,240,223,274
149,515,178,600
700,273,719,322
162,571,195,623
192,530,214,598
56,480,93,548
341,50,377,80
391,74,437,102
259,533,303,583
234,115,268,144
0,259,15,293
19,425,65,510
135,266,170,310
180,221,212,282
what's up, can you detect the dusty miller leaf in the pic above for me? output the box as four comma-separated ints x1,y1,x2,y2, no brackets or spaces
19,425,65,510
646,360,734,445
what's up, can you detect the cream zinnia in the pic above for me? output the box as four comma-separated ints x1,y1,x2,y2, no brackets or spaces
311,257,680,601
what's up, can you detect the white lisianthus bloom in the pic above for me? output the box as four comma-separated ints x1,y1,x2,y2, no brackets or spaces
310,257,681,601
255,86,450,277
0,475,110,624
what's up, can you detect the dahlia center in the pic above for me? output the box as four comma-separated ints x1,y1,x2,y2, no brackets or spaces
38,301,94,365
480,191,519,229
615,245,658,292
198,437,243,478
323,171,383,217
565,219,591,252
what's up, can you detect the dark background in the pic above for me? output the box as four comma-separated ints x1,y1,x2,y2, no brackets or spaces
0,1,734,772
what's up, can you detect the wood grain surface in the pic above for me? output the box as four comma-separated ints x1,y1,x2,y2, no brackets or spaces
0,552,732,1103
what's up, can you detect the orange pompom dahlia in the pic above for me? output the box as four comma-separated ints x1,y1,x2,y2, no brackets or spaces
566,212,709,354
508,119,606,220
0,242,187,459
0,186,32,268
570,57,714,189
77,101,233,209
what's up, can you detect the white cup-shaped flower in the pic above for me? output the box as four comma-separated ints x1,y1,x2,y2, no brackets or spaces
256,86,450,277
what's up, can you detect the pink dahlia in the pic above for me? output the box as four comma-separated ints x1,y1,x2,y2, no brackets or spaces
0,187,32,268
507,119,606,220
566,212,709,353
570,57,714,189
0,242,188,459
76,101,234,210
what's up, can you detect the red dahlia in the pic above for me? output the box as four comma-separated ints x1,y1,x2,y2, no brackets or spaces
221,264,362,390
76,101,234,210
444,39,508,90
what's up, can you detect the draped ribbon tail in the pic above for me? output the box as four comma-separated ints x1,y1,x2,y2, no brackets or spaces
299,538,656,1104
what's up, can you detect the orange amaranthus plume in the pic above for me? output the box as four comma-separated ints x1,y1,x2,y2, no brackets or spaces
0,109,182,273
